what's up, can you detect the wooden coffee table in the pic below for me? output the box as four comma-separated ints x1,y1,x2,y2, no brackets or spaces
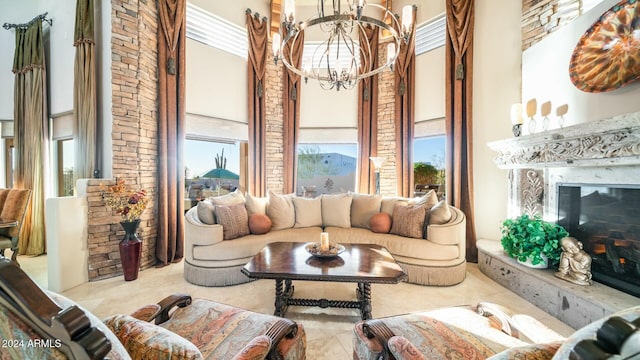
241,242,406,320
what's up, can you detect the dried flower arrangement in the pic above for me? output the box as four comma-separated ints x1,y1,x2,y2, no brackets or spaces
102,179,148,222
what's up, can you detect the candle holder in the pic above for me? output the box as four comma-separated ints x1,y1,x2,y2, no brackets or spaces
526,98,537,134
556,104,568,128
510,103,524,137
512,124,522,137
541,101,552,131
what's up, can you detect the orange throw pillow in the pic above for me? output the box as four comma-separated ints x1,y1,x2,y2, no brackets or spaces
370,212,392,234
249,214,272,235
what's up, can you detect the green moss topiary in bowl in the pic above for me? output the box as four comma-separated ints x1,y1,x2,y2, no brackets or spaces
500,214,569,267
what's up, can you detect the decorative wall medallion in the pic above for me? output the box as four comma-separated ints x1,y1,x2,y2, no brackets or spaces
569,0,640,92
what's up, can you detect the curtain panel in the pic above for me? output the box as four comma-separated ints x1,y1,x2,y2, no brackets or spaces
73,0,97,180
12,21,48,255
445,0,477,262
246,11,268,197
157,0,186,265
394,5,417,198
282,32,304,194
356,26,379,195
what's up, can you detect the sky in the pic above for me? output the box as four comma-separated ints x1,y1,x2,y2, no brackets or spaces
184,135,446,179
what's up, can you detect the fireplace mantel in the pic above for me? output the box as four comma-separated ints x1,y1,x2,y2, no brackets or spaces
488,112,640,169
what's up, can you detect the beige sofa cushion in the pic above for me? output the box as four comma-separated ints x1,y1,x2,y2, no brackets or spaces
292,197,322,228
429,200,452,225
350,193,382,229
197,189,246,225
245,193,268,216
321,193,352,228
408,190,438,208
209,189,245,206
196,200,216,225
380,197,409,216
267,191,295,230
390,204,427,239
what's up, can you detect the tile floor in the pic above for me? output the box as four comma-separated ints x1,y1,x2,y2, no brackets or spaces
17,254,575,360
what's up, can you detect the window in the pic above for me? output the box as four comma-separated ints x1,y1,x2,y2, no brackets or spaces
413,136,446,199
184,138,242,204
415,14,446,56
296,143,357,196
57,139,75,197
186,3,247,59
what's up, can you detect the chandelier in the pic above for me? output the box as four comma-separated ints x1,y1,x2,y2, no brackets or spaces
272,0,414,91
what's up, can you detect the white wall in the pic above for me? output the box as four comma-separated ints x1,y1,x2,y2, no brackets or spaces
522,0,640,130
473,0,522,240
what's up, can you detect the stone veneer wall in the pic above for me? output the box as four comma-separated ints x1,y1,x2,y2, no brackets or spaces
377,39,399,197
265,40,285,194
522,0,598,50
86,0,159,281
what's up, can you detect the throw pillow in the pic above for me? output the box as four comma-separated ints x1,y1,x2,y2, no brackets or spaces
209,189,245,206
266,190,296,230
215,203,250,240
292,197,322,228
380,197,409,216
196,200,216,225
408,190,438,208
245,193,268,216
104,314,204,360
248,214,272,235
370,212,392,233
350,193,382,229
321,193,352,228
390,204,427,239
429,200,452,225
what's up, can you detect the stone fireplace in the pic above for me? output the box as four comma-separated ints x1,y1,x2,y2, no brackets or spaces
480,112,640,328
556,184,640,297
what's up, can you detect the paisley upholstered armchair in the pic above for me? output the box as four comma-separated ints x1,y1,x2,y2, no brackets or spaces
0,258,306,359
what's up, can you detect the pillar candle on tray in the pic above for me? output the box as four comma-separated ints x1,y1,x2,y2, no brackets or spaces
320,232,330,251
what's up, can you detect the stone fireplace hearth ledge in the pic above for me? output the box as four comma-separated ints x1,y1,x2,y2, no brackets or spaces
478,239,639,330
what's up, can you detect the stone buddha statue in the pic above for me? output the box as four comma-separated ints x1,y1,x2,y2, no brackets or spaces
555,237,592,286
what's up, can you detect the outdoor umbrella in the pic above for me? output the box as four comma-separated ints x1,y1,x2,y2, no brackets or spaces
202,168,239,180
202,168,239,195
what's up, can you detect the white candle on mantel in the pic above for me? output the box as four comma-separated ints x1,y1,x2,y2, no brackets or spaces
511,103,524,125
320,232,330,251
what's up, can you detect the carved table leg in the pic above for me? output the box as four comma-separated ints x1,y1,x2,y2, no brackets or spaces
358,282,372,320
274,279,294,317
274,279,286,317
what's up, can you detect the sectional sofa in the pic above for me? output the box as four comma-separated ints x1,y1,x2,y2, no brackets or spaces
184,190,466,287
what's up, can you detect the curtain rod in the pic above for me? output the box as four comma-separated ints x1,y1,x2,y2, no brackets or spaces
3,12,53,30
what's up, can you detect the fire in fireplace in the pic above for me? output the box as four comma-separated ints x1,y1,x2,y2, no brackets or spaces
557,184,640,298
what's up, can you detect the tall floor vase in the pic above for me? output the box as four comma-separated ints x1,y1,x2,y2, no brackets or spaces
119,220,142,281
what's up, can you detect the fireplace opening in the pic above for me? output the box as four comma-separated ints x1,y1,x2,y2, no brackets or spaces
557,184,640,298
